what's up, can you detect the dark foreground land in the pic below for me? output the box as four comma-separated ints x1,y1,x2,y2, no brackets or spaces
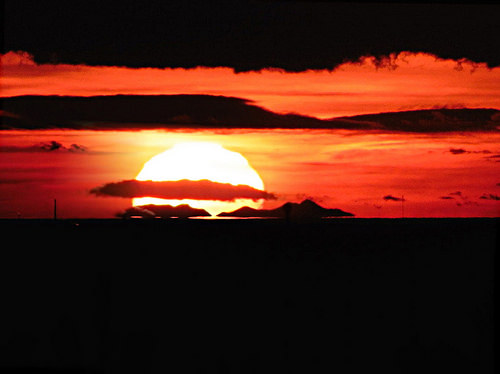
0,218,497,373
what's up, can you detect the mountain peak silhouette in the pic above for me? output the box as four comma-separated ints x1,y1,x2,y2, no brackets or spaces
218,200,354,219
299,199,321,208
118,204,210,219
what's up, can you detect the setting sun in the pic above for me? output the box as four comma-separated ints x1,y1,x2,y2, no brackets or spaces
2,3,497,373
132,142,265,215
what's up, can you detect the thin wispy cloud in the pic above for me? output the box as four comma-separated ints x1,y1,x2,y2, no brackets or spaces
479,193,500,201
0,141,86,153
383,195,405,202
439,191,482,207
449,148,492,155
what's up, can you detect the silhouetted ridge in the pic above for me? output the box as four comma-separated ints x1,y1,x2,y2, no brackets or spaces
218,199,354,219
118,204,210,219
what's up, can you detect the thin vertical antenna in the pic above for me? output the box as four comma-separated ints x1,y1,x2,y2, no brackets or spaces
402,195,404,218
54,198,57,220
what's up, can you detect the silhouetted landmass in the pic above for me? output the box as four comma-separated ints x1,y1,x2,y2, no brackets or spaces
2,95,499,132
117,204,210,219
0,218,496,373
218,199,354,219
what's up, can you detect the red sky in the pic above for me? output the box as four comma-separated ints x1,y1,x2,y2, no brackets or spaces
1,129,499,218
1,51,499,218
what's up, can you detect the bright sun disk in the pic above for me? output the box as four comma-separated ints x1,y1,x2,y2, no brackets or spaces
132,142,265,216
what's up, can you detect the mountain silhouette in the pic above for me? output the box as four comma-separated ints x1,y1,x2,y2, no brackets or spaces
118,204,210,219
218,199,354,219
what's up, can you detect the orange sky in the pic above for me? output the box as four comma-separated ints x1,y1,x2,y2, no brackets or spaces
1,129,499,218
1,51,499,218
2,51,500,118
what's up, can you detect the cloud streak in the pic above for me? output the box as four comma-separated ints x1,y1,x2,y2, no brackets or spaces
448,148,492,155
485,154,500,162
383,195,405,202
479,194,500,201
343,109,500,133
439,191,482,207
0,141,87,153
90,179,277,201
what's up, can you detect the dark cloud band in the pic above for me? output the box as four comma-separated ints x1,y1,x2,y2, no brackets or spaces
2,95,499,133
4,2,500,71
90,179,276,201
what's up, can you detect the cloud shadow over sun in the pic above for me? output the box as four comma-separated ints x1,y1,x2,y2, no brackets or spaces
90,179,276,201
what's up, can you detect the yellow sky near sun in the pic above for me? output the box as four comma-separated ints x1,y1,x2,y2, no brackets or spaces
132,142,265,215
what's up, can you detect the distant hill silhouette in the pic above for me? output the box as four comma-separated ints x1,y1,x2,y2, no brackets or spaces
218,199,354,219
118,204,210,219
2,95,498,132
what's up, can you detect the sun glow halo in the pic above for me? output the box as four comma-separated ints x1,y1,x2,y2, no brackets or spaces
132,142,265,216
